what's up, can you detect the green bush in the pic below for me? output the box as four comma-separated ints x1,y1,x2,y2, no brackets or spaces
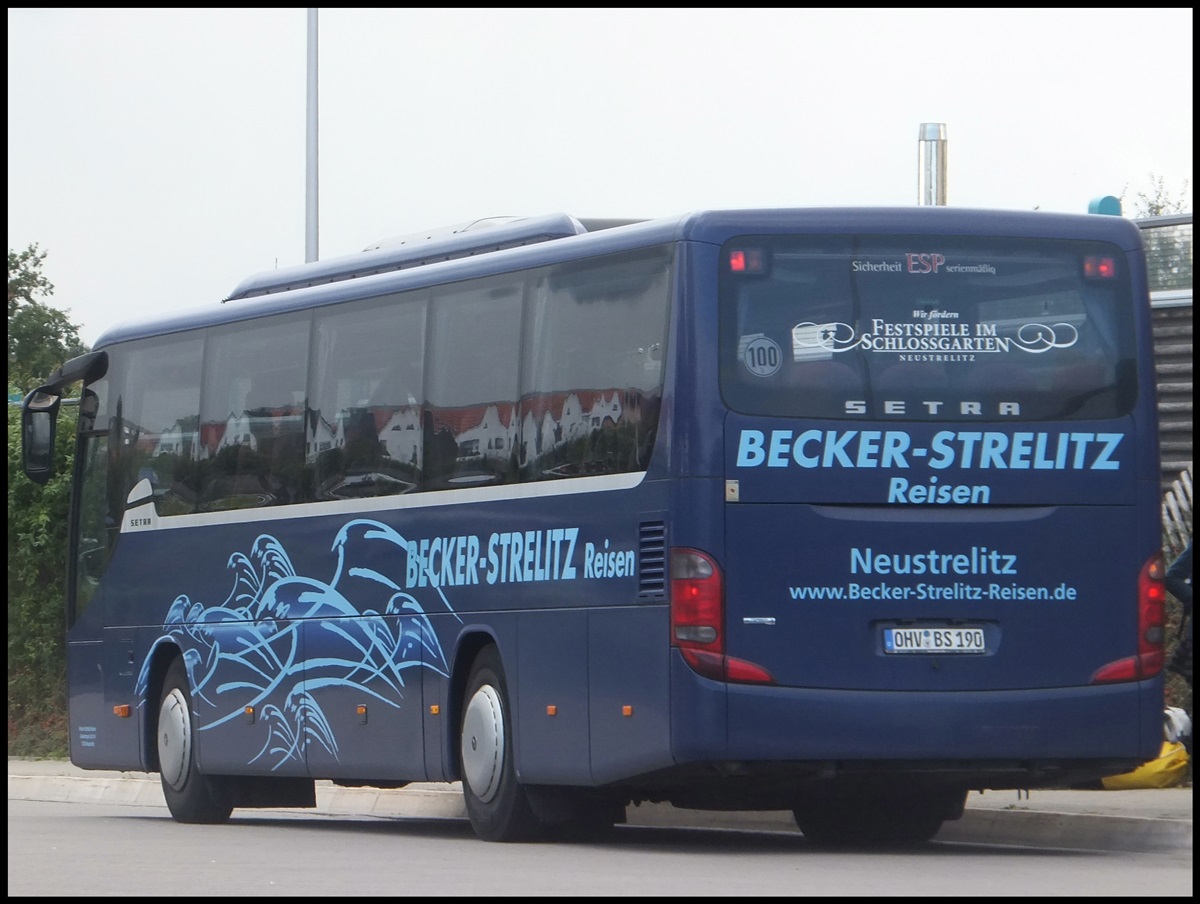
7,402,73,757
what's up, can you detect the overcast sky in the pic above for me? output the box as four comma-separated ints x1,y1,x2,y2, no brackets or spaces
8,8,1194,347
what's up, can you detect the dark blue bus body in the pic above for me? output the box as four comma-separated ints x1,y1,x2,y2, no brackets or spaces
32,207,1164,842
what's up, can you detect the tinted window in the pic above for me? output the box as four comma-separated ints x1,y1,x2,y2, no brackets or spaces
198,316,310,510
424,276,524,488
720,235,1137,421
310,293,426,500
521,247,672,479
103,334,203,516
91,244,673,514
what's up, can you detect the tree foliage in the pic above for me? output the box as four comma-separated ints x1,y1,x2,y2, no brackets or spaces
7,242,85,755
7,401,74,756
1122,175,1193,293
1126,174,1191,217
8,245,89,396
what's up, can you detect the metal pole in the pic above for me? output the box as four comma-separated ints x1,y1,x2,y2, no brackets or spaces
917,122,947,206
305,8,319,262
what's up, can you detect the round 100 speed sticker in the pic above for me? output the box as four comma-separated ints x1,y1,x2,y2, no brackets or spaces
743,336,783,377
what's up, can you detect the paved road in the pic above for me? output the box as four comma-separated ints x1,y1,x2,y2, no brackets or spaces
8,757,1191,853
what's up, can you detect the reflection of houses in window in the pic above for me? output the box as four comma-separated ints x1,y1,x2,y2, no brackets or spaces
196,414,260,460
380,405,422,467
198,421,224,460
153,423,190,457
304,405,425,467
220,414,257,453
516,389,631,466
561,390,624,441
453,403,516,462
560,393,585,442
307,411,338,460
590,391,622,428
517,398,557,465
393,389,646,471
132,430,159,457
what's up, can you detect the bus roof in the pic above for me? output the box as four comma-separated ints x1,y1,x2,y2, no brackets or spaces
92,207,1144,350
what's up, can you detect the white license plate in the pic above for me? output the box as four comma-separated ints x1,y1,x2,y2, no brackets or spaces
884,627,986,654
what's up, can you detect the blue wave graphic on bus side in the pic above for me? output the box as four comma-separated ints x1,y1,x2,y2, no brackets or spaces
136,519,459,770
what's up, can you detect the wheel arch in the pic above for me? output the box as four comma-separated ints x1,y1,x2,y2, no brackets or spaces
445,629,506,782
140,640,185,772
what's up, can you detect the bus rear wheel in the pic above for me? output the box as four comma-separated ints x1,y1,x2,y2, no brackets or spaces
157,656,233,824
459,645,541,842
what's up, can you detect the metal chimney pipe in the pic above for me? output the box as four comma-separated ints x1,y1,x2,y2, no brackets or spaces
918,122,947,206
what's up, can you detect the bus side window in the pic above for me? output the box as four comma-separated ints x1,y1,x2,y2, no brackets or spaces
198,316,310,511
249,372,307,506
310,292,426,501
424,277,522,490
522,247,672,480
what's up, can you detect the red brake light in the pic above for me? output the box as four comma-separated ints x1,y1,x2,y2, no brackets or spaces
1083,255,1118,279
1091,552,1165,683
670,549,722,647
728,248,765,274
670,548,774,685
1136,552,1167,673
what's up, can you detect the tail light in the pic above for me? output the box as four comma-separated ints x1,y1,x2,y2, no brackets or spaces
1091,552,1166,683
1083,255,1118,280
670,548,774,684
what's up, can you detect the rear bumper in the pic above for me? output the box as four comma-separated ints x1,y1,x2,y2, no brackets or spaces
669,657,1163,773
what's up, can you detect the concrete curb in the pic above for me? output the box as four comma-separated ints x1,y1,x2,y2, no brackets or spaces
8,763,1191,853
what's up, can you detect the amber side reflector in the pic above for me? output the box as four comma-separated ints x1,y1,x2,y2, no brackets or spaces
622,705,634,717
430,704,440,715
547,705,557,716
113,704,131,718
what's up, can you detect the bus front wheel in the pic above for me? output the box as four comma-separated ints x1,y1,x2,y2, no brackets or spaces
157,656,233,824
459,645,541,842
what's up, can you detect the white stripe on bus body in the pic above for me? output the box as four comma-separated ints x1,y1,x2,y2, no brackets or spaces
119,471,648,533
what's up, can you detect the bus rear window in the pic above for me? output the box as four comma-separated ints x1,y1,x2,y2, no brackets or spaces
719,235,1138,421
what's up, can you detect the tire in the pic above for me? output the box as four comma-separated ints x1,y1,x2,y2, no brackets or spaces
157,657,234,824
459,646,541,842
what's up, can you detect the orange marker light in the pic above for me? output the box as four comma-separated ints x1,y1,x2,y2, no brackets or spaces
547,705,557,716
622,705,634,717
113,704,131,718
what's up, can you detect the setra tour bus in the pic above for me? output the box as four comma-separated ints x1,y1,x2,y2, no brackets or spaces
21,207,1166,844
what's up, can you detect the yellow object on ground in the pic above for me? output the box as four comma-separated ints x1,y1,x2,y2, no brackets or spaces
1101,741,1190,790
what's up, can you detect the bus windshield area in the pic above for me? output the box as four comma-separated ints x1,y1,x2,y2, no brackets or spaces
719,235,1138,422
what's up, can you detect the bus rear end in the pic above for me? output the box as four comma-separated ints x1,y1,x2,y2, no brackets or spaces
666,209,1164,842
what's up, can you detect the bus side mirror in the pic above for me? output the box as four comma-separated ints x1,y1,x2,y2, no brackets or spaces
22,388,62,485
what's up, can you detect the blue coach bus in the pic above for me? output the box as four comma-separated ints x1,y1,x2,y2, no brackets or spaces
21,207,1166,844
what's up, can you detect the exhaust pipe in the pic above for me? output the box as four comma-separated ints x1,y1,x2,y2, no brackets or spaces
918,123,947,206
